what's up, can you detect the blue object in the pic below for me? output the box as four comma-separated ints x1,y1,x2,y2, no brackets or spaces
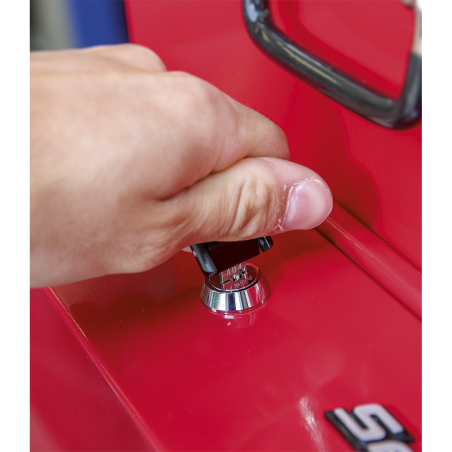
67,0,128,48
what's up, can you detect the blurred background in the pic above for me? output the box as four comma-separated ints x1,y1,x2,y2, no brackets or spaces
30,0,129,51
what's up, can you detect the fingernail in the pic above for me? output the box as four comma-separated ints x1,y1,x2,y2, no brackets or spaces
282,179,333,231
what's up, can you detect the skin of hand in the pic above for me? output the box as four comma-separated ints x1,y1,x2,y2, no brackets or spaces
31,44,333,287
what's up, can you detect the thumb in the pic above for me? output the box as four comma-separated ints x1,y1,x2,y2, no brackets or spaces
175,156,333,247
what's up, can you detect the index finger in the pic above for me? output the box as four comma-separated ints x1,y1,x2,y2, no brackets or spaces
210,90,291,172
130,72,291,200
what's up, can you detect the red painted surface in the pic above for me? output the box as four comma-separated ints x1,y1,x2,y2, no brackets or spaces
30,288,153,451
32,229,421,451
31,1,422,450
318,202,422,319
271,0,414,97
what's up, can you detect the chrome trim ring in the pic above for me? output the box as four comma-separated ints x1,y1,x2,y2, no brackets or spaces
200,263,270,314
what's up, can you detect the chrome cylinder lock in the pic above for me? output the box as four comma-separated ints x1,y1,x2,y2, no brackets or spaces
200,262,270,313
190,237,273,314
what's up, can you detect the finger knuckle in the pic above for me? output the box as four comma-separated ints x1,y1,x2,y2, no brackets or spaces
168,71,222,131
174,72,221,111
127,44,166,69
104,43,166,71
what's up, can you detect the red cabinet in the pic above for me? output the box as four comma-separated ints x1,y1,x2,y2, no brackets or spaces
31,1,421,450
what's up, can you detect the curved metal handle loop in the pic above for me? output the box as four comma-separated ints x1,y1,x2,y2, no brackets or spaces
242,0,422,129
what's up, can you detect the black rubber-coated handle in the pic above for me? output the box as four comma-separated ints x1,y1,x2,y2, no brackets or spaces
242,0,422,129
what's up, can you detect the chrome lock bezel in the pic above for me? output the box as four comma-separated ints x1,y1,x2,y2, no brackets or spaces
200,263,270,314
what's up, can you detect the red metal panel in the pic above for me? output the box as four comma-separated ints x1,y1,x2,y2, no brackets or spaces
271,0,413,97
318,202,422,319
30,288,153,452
49,230,421,451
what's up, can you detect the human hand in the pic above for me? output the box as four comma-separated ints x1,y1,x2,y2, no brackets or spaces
31,44,332,287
